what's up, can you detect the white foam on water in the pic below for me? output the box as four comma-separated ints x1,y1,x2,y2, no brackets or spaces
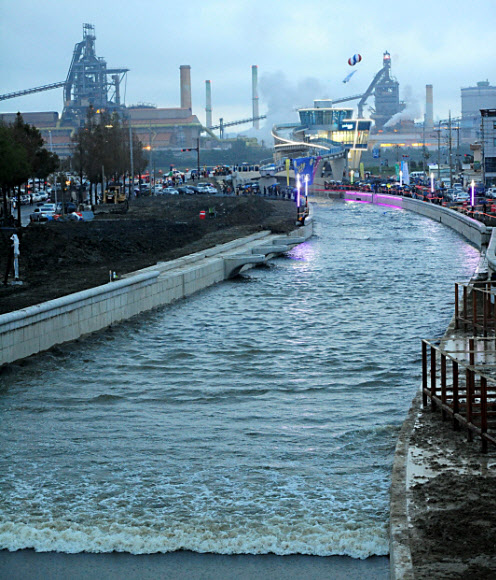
0,519,388,559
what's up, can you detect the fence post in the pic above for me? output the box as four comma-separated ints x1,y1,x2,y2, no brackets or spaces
441,352,447,421
466,367,474,442
480,375,488,453
430,345,436,410
453,360,460,431
455,283,459,330
483,286,488,337
422,340,428,406
473,289,478,334
463,286,468,331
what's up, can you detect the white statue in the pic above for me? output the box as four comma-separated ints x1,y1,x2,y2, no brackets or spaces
11,233,20,280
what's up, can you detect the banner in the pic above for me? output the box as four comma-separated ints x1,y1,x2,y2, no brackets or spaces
359,162,364,180
401,160,410,185
293,156,320,185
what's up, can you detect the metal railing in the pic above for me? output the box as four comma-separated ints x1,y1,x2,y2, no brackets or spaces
422,337,496,452
455,281,496,336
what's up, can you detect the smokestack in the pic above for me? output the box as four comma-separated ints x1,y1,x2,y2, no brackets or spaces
112,74,121,105
180,65,192,111
252,65,259,129
205,80,212,128
425,84,433,132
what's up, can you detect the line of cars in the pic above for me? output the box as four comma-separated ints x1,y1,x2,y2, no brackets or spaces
12,191,50,207
154,183,218,195
29,201,84,223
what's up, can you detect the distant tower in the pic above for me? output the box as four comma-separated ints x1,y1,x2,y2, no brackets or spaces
425,84,434,132
205,80,212,128
61,23,128,127
371,51,405,130
252,65,259,129
180,65,192,111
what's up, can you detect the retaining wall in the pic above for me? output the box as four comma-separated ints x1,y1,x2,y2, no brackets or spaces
342,191,491,249
0,222,313,367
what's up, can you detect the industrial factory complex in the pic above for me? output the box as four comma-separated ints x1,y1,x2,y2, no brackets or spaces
1,23,496,181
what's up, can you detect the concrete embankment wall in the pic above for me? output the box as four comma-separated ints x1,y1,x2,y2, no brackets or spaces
0,222,313,367
342,191,491,249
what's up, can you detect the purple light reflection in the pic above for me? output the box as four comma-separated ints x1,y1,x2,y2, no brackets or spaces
344,198,402,210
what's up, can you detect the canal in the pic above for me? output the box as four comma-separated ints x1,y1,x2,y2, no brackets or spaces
0,200,480,577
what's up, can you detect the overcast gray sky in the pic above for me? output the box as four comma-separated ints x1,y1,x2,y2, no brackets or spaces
1,0,494,134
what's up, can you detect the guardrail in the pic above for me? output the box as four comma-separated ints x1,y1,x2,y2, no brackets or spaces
422,337,496,452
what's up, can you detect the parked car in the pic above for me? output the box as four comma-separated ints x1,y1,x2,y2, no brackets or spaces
29,203,57,222
162,187,179,195
195,184,209,194
485,187,496,199
199,184,217,194
53,212,84,222
177,186,195,195
454,192,470,203
55,201,77,214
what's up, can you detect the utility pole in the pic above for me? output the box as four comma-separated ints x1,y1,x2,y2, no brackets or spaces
149,122,153,190
435,122,442,184
481,110,486,187
197,137,200,177
129,120,134,198
448,111,453,187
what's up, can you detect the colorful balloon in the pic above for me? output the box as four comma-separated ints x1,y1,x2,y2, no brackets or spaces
348,54,362,66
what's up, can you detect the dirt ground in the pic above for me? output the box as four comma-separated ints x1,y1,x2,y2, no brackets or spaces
408,404,496,579
0,195,297,315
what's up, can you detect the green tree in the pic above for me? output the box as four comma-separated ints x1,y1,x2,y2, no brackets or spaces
72,107,145,203
0,124,30,224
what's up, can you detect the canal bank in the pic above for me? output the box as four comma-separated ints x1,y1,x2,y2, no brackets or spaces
316,190,496,579
0,220,313,367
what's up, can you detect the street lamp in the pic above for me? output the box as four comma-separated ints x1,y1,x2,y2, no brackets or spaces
304,174,309,216
471,180,475,207
430,172,434,194
350,170,354,185
296,173,301,208
399,170,403,187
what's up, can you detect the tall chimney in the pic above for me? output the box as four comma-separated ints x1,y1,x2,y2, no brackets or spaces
205,80,212,128
425,84,433,132
180,65,192,111
252,65,259,129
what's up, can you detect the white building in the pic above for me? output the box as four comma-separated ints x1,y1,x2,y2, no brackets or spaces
461,81,496,140
481,109,496,187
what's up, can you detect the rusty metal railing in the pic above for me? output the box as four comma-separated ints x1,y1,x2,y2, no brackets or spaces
455,281,496,336
422,337,496,452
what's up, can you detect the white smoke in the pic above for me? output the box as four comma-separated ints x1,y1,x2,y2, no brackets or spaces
236,71,329,143
384,85,421,127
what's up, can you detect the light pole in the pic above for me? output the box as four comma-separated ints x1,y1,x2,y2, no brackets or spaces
129,120,134,198
399,170,403,188
296,173,301,208
304,174,309,216
430,172,434,194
